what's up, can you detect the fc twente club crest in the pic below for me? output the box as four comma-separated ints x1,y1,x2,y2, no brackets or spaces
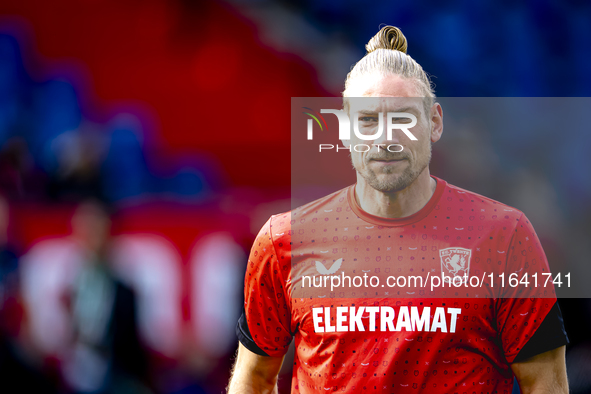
439,247,472,284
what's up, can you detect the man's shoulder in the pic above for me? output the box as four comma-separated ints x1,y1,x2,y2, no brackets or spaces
442,179,524,221
266,185,352,235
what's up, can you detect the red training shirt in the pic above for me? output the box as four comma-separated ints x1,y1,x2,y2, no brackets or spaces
238,176,566,393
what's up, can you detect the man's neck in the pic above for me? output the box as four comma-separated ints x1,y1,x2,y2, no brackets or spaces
354,170,436,219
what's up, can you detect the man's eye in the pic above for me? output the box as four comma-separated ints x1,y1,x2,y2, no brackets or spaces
392,117,412,123
359,117,377,122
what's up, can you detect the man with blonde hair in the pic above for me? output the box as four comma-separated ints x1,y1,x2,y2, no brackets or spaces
228,26,568,394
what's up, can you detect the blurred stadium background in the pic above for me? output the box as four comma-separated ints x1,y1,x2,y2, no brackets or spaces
0,0,589,393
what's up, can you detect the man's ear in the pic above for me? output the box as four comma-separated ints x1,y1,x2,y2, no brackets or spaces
430,102,443,143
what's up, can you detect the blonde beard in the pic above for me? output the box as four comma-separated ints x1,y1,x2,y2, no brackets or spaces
353,144,431,193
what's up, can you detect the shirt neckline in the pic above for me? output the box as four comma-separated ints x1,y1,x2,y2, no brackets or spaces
347,176,447,227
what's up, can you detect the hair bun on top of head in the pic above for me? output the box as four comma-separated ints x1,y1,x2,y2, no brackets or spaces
365,26,408,54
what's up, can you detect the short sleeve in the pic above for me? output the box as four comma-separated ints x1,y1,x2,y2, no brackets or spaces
496,213,565,363
240,217,292,357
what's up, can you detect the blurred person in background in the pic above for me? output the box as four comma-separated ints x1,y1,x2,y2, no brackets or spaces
21,199,151,394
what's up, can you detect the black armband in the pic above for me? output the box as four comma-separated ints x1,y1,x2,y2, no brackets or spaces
513,302,568,363
236,310,270,357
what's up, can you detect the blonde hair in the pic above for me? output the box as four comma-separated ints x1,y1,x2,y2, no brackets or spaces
343,26,435,105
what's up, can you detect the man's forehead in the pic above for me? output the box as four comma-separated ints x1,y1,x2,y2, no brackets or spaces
348,96,424,113
345,74,426,112
347,74,420,95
